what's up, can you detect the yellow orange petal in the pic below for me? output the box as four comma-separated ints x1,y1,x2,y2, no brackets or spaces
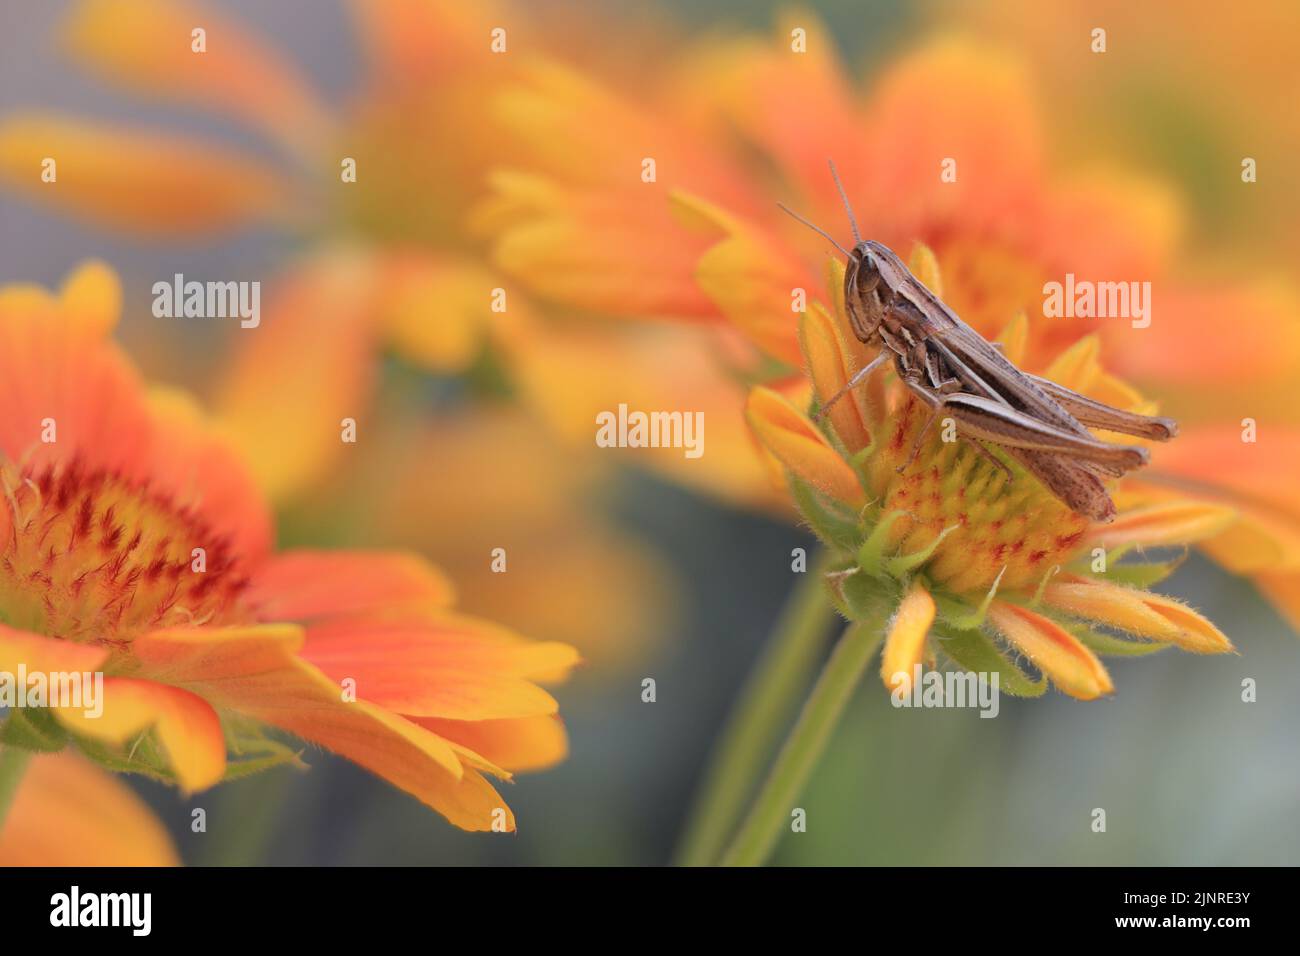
687,11,869,214
745,386,864,506
0,115,291,235
301,616,579,720
246,550,456,623
64,0,331,153
1135,592,1234,654
857,38,1045,245
490,191,717,320
143,386,274,564
58,259,120,338
348,0,501,87
908,243,944,297
508,322,782,512
1253,570,1300,635
379,254,532,374
0,271,153,477
1116,280,1300,389
0,752,179,866
131,625,523,829
56,677,226,793
799,299,880,454
1134,426,1300,573
996,312,1029,366
1041,335,1102,393
414,715,569,773
880,581,936,692
1040,169,1182,280
1041,577,1180,642
672,191,809,365
0,624,110,674
1087,500,1238,551
989,601,1113,700
214,250,381,501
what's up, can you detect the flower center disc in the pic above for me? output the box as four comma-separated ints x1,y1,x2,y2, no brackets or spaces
874,396,1090,594
0,459,248,646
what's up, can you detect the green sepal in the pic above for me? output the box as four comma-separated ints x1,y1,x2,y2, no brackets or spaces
823,563,858,621
1095,552,1188,590
222,719,308,782
932,566,1006,630
857,509,908,577
884,524,958,578
220,739,307,783
74,731,178,785
1068,624,1171,657
838,570,896,623
933,622,1048,698
789,475,862,553
71,724,305,789
0,708,69,753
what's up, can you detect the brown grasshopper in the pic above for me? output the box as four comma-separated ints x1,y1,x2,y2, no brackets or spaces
780,162,1176,523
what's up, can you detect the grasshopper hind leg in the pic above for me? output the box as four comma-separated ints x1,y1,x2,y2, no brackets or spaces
968,439,1014,483
896,377,965,474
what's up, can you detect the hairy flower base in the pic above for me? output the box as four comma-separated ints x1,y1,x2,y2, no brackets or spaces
865,394,1089,595
0,459,247,645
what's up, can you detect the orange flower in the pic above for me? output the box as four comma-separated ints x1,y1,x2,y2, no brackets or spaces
0,0,679,667
0,752,179,866
936,0,1300,264
0,0,545,495
0,0,787,520
746,252,1233,700
477,20,1300,631
0,263,576,831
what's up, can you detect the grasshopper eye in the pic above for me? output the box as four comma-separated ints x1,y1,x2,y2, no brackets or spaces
854,253,882,293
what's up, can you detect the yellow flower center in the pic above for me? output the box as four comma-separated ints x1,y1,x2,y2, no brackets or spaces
867,394,1090,595
0,459,249,646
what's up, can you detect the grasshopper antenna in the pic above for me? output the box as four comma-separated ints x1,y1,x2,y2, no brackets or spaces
776,202,852,258
827,159,862,244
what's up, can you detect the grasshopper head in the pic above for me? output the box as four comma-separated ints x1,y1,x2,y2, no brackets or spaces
844,242,888,344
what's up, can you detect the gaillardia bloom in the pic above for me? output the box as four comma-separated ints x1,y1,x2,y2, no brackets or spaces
0,0,677,668
477,26,1300,635
747,250,1234,700
0,263,576,831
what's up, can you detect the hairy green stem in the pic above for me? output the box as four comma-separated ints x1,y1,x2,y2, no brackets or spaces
674,555,836,866
719,620,883,867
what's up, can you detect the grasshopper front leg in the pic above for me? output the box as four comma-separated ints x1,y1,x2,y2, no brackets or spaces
814,349,891,421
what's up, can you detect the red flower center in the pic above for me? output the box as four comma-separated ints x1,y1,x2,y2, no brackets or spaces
0,458,249,646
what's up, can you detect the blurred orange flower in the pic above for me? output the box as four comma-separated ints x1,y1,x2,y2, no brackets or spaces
0,752,178,866
0,0,679,665
0,263,575,832
477,19,1300,631
934,0,1300,264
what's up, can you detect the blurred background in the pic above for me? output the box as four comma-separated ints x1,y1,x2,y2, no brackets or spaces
1,0,1297,865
